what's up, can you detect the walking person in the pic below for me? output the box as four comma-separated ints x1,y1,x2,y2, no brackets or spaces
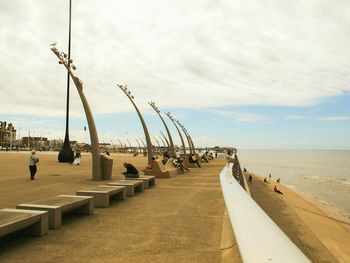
29,150,39,180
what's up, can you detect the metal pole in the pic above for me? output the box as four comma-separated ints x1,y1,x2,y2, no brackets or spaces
135,138,142,154
148,101,175,156
118,85,153,164
58,0,74,162
158,133,167,148
165,112,187,157
160,130,170,148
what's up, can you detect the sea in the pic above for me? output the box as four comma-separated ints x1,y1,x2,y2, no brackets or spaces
238,150,350,221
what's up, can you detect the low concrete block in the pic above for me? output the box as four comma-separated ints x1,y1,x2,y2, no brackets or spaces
16,195,94,229
0,208,49,237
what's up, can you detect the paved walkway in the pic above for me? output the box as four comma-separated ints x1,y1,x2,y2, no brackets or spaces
0,153,226,263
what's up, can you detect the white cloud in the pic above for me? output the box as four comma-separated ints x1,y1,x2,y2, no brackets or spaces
208,109,268,122
287,115,311,120
1,0,350,117
317,116,350,121
287,115,350,121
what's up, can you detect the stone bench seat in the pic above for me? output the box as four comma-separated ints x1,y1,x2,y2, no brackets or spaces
183,158,199,168
76,186,126,208
0,208,48,237
144,159,177,178
16,195,94,229
107,180,144,197
126,175,156,189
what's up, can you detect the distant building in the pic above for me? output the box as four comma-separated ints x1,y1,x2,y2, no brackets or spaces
21,136,49,149
0,121,16,148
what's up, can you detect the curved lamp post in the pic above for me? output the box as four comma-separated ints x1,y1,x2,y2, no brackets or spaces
118,139,124,152
148,101,175,156
158,133,168,148
117,84,153,165
139,137,147,155
160,131,170,148
127,139,132,151
153,135,161,150
184,127,196,154
176,120,194,155
51,45,101,181
165,112,187,156
177,121,196,155
135,138,142,153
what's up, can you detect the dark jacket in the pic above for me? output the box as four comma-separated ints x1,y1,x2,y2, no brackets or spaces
124,163,139,175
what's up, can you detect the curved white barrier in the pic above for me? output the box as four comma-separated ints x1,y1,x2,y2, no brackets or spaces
220,163,311,263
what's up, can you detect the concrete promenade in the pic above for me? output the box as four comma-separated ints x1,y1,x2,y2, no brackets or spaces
1,152,349,262
0,152,226,263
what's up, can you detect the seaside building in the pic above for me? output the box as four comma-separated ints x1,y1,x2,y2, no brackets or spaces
0,121,16,149
21,136,49,150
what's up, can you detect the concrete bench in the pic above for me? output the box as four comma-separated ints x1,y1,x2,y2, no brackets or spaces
107,180,144,197
16,195,94,229
183,157,200,168
126,175,156,189
0,208,48,237
144,159,177,178
76,186,126,208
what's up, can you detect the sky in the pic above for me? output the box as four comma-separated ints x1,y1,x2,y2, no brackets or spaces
0,0,349,149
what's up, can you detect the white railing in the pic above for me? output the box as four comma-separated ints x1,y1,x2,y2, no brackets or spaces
220,163,311,263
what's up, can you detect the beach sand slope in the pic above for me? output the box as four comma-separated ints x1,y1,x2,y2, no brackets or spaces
246,173,350,263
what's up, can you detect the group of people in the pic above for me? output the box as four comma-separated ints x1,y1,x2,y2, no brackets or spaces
28,148,83,180
246,171,283,195
27,148,206,180
201,151,217,163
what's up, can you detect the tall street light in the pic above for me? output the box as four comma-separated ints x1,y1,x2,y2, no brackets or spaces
117,84,153,165
176,120,194,155
51,45,101,180
165,112,187,156
58,0,74,163
158,133,168,148
160,131,170,148
139,137,147,153
177,121,196,155
148,101,175,156
135,138,142,154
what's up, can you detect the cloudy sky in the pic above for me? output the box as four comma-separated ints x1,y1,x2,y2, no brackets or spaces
1,0,349,149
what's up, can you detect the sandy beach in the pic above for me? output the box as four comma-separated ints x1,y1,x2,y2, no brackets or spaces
246,172,350,263
0,151,349,262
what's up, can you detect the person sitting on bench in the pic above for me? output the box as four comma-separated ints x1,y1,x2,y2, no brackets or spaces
162,151,170,165
123,162,139,178
201,151,209,163
143,157,156,172
189,155,201,168
172,156,191,173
